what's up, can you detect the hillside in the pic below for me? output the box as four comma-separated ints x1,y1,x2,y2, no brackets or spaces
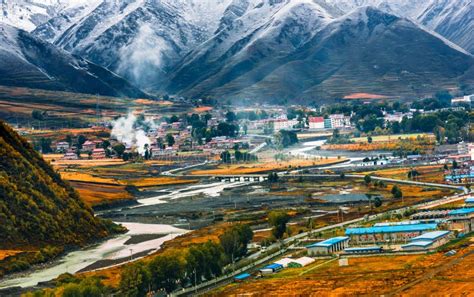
165,7,474,102
0,120,112,248
0,24,147,98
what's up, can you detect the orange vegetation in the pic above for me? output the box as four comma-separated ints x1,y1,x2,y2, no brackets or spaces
193,106,213,113
361,165,446,183
46,157,127,168
60,171,122,185
323,137,434,152
0,250,23,261
71,182,133,207
126,177,198,187
191,158,345,175
343,93,389,99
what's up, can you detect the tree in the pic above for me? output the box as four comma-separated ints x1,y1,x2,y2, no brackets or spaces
407,169,420,179
32,109,45,121
77,135,86,150
166,133,175,147
364,174,372,186
452,160,459,169
267,172,279,183
367,136,373,143
119,262,150,297
391,185,403,199
219,224,253,264
148,252,185,293
220,150,231,163
39,138,52,153
268,211,290,239
113,144,126,157
374,197,383,208
225,111,237,122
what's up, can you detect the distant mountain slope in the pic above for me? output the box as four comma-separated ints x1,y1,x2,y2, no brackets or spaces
165,7,473,102
0,24,147,98
0,120,111,247
417,0,474,54
33,0,233,89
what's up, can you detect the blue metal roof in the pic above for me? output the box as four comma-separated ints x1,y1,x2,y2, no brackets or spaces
410,230,450,242
449,208,474,216
401,241,434,248
465,197,474,203
234,273,251,280
262,263,283,270
345,223,437,235
344,246,382,252
306,236,349,248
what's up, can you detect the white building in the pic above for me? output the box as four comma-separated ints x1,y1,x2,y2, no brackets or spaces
272,119,298,131
329,114,350,129
308,117,324,130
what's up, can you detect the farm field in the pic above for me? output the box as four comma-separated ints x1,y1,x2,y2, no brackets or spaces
191,158,346,175
212,245,474,296
360,165,446,183
351,133,434,143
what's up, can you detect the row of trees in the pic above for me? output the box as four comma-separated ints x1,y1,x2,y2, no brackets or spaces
119,224,253,296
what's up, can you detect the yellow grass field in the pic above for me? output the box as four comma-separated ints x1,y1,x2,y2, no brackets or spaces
351,133,434,143
44,155,128,168
60,171,122,185
191,158,345,175
71,182,132,206
213,246,474,296
126,177,198,187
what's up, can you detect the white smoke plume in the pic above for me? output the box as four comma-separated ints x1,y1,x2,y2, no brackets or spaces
111,112,156,155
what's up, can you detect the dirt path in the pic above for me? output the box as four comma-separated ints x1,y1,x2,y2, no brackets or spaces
389,249,474,296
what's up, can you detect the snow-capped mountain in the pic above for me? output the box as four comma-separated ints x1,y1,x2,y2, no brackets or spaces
0,0,473,101
32,0,233,89
165,6,473,101
0,23,147,98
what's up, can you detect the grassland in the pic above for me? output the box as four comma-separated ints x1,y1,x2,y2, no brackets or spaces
351,133,434,143
359,164,446,183
191,158,346,175
212,243,474,296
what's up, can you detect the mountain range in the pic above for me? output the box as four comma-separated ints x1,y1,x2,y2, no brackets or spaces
0,0,473,101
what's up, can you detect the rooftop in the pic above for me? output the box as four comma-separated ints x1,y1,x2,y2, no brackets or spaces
465,197,474,203
307,236,349,248
449,208,474,216
344,246,382,252
410,230,450,241
345,223,437,235
401,241,434,248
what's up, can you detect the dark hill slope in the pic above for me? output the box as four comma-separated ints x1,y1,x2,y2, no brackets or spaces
0,24,147,98
0,120,111,248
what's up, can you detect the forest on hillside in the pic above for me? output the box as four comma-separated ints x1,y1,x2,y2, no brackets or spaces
0,120,117,248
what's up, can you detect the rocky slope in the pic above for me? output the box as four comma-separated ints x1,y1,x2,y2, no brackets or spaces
0,23,147,98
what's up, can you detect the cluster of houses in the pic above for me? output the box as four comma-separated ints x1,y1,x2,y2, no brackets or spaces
56,139,107,160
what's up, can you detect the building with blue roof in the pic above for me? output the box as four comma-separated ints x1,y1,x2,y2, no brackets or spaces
448,207,474,233
345,223,438,244
259,263,283,274
343,246,383,254
465,197,474,205
234,273,251,282
306,236,350,255
449,208,474,216
401,230,451,251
